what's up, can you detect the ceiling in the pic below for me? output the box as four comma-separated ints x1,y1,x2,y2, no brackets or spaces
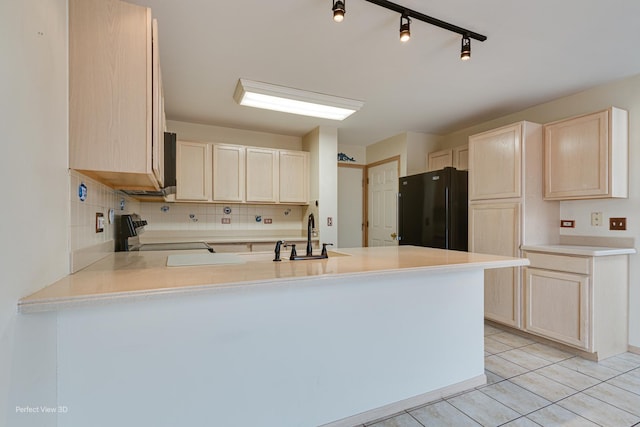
128,0,640,146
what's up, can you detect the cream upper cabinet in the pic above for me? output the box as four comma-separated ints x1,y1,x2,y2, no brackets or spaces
469,201,522,328
469,123,522,200
213,144,245,202
151,19,164,188
543,107,628,200
426,145,468,171
176,141,211,201
279,150,309,204
427,149,453,172
453,145,469,171
523,249,631,360
69,0,161,190
246,148,279,203
175,141,308,205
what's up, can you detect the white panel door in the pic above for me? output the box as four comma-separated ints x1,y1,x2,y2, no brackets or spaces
338,166,364,248
367,161,398,247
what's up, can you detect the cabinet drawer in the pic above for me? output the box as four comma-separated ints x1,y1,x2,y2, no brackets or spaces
525,252,590,274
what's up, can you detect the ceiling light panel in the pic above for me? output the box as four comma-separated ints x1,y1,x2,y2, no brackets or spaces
234,79,364,121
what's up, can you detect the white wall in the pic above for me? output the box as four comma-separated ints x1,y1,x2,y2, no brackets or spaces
167,120,302,150
406,132,443,176
1,0,68,425
337,143,366,165
366,133,406,174
442,73,640,348
303,127,339,247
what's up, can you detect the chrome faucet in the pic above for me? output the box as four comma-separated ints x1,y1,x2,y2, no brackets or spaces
306,213,315,256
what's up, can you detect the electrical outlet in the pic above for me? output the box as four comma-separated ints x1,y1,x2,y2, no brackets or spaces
609,217,626,230
560,220,575,228
264,218,272,224
221,218,231,224
591,212,603,226
327,217,333,226
95,212,104,233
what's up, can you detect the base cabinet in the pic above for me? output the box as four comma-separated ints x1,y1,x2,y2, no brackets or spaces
522,249,630,359
524,268,589,349
470,201,522,328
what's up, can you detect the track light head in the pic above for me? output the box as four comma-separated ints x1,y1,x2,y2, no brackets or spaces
460,35,471,60
332,0,345,23
399,14,411,42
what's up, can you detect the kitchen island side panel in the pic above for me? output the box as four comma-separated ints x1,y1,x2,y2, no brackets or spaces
56,269,484,427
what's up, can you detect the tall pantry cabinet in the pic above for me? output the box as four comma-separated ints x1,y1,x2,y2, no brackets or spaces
468,122,558,328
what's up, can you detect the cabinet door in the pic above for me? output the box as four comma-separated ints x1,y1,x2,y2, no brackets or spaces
469,123,522,200
279,150,309,203
176,141,210,201
151,19,163,187
427,149,453,172
543,110,608,199
212,144,245,202
246,148,278,203
69,0,157,189
469,201,522,327
524,267,590,350
453,145,469,171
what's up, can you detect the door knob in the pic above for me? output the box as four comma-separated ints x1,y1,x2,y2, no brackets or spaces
390,232,397,239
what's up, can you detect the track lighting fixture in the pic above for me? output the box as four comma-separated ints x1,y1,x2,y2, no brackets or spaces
330,0,486,57
399,14,410,42
332,0,345,22
460,35,471,61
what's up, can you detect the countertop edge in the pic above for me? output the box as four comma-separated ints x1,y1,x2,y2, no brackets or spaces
18,257,528,314
521,245,637,257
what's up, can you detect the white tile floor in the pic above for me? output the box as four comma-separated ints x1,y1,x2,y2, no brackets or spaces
358,323,640,427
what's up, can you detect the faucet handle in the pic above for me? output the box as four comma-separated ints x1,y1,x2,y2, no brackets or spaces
273,240,285,262
321,243,334,257
289,243,297,259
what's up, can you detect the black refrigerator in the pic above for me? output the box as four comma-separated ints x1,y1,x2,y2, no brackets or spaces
398,167,468,251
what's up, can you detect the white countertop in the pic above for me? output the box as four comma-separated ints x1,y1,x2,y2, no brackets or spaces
19,246,528,313
521,244,636,257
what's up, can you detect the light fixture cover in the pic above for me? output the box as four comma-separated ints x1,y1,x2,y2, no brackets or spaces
333,0,345,22
234,79,364,121
399,15,411,42
461,35,471,60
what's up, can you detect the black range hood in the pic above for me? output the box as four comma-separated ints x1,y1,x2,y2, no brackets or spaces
121,132,177,198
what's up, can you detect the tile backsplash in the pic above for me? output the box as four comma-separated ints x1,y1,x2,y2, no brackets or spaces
139,202,305,232
69,170,140,252
70,170,306,256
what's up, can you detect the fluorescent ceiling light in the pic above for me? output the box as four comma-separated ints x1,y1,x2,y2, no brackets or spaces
233,79,363,121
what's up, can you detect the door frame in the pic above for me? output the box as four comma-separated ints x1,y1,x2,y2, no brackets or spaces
364,156,401,247
338,163,366,247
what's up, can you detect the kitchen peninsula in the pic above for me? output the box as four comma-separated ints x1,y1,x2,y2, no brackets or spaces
20,246,528,427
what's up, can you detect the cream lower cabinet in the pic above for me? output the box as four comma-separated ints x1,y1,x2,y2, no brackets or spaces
524,268,589,349
470,201,522,328
522,250,630,360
